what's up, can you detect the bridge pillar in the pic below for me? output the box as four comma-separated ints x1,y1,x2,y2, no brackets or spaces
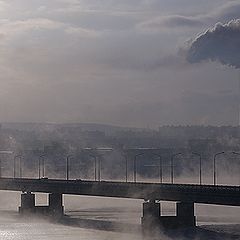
19,192,64,218
141,200,196,234
141,200,161,232
48,193,64,217
19,192,35,214
176,202,196,227
142,200,160,220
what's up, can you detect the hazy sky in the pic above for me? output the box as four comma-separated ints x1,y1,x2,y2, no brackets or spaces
0,0,239,128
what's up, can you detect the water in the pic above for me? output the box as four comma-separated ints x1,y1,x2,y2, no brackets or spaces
0,191,240,239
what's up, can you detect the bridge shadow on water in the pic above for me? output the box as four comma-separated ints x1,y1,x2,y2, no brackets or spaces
57,214,240,240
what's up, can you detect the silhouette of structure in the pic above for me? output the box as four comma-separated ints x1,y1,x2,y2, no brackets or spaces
0,177,239,230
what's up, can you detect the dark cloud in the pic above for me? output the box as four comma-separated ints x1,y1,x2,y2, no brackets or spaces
214,1,240,23
186,19,240,68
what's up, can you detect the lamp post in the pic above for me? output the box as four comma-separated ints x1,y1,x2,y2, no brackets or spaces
134,153,145,183
98,156,101,181
90,154,97,181
39,155,45,179
13,155,21,178
87,154,97,181
171,153,182,184
19,156,22,178
122,154,128,182
83,148,112,182
66,155,73,180
213,152,225,186
232,151,240,185
0,151,12,178
97,149,113,182
152,154,162,183
192,152,202,185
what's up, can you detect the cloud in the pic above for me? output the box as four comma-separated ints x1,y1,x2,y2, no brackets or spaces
186,19,240,68
0,0,238,127
139,1,240,31
64,26,100,38
0,18,63,38
139,15,204,31
213,1,240,23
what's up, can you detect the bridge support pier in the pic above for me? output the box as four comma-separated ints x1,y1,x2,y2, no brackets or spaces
176,202,196,227
49,193,64,217
141,200,196,233
19,192,64,218
19,192,35,214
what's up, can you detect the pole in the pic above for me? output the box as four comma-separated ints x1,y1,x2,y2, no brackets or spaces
98,157,101,181
19,156,22,178
134,155,136,183
38,157,41,179
159,156,163,183
171,153,182,184
94,156,97,181
153,154,162,183
14,155,21,178
42,157,45,178
232,152,240,186
38,155,45,179
20,157,22,178
134,153,145,183
213,152,224,186
0,159,1,178
85,153,97,181
192,153,202,185
200,155,202,185
13,156,16,178
125,155,128,182
66,155,72,180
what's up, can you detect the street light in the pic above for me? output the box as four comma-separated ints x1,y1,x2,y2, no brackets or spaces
134,153,145,183
98,156,101,182
38,154,45,179
0,151,13,178
83,148,112,182
192,152,202,185
97,149,112,182
171,153,182,184
125,155,128,182
232,152,240,185
213,152,225,186
13,154,22,178
66,155,73,180
86,153,97,181
122,154,128,182
152,154,162,183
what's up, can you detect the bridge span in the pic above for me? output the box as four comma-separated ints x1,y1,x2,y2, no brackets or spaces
0,178,239,206
0,177,239,230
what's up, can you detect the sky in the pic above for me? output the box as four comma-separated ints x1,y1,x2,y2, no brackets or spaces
0,0,239,128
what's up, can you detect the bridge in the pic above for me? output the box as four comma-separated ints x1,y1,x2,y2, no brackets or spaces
0,177,239,230
0,148,239,231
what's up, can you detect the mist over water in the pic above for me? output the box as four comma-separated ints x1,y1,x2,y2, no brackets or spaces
0,191,240,240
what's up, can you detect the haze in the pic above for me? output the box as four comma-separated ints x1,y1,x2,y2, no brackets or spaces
0,0,239,128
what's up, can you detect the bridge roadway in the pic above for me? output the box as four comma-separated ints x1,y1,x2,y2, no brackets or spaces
0,177,239,206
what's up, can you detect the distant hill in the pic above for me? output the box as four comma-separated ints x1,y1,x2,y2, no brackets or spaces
1,122,141,134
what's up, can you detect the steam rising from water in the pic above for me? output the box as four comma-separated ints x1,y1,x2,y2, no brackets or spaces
0,191,240,239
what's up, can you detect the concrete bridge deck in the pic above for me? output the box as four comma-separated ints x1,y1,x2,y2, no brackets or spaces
0,177,239,206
